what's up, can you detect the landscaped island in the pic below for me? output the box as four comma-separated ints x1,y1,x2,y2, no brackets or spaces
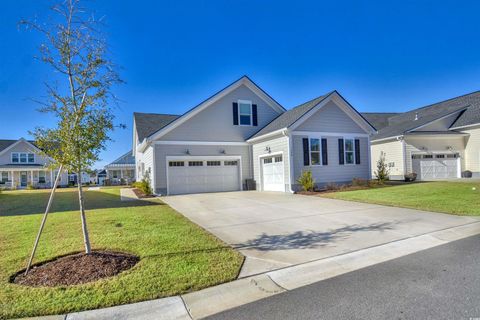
0,187,243,319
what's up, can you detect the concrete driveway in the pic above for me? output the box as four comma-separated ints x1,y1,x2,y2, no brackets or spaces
162,191,479,277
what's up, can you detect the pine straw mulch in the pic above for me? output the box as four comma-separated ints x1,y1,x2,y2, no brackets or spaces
132,188,155,198
12,251,139,287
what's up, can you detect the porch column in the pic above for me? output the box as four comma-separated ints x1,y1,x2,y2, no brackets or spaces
11,171,14,188
50,170,54,188
31,170,34,186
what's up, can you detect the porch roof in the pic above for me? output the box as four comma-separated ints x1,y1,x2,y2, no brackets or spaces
0,164,49,170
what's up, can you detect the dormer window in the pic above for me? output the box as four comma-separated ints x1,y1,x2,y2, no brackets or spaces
238,100,252,126
12,152,35,164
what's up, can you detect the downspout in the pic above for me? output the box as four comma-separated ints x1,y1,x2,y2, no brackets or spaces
283,129,295,193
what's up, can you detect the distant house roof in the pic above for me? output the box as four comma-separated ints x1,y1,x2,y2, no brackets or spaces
361,113,400,130
0,139,37,153
372,91,480,141
134,113,180,141
249,93,333,139
105,151,135,168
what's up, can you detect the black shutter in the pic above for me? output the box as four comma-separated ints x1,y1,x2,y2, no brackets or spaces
321,138,328,165
355,139,361,164
252,104,258,126
232,102,239,125
302,138,310,166
338,138,345,165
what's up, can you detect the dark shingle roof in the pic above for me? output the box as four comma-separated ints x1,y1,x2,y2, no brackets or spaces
361,113,399,130
106,151,135,167
134,113,180,141
249,92,333,139
0,139,37,153
372,91,480,141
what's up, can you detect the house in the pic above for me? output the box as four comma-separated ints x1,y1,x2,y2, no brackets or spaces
67,171,91,185
363,90,480,180
96,169,107,185
0,138,68,189
133,76,376,195
104,151,135,185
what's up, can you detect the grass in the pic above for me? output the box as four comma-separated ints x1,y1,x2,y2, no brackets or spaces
322,181,480,216
0,187,243,319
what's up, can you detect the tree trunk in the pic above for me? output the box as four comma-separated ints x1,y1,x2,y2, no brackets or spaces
77,173,91,254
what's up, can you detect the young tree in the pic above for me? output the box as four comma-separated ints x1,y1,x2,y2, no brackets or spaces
374,152,390,183
22,0,122,258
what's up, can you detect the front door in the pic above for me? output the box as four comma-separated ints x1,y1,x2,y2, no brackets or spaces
20,171,28,187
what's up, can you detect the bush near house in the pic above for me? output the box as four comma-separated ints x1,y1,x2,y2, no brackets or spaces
374,152,390,183
297,170,315,192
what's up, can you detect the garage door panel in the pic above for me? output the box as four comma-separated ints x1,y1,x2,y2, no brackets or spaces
262,155,285,192
168,159,240,195
412,154,459,180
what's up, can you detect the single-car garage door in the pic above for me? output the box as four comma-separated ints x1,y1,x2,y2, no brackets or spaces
262,154,284,191
412,153,459,180
167,159,240,195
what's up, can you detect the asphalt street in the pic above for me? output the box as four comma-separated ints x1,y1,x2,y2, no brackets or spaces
207,235,480,320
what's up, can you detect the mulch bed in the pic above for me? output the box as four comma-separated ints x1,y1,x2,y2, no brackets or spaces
12,251,139,287
132,188,155,198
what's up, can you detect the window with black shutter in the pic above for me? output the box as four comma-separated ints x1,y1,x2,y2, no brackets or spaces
232,102,239,125
321,138,328,165
355,139,361,164
302,138,310,166
338,138,345,165
252,104,258,126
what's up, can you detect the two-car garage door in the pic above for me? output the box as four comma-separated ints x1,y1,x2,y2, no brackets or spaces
412,153,460,180
167,158,240,195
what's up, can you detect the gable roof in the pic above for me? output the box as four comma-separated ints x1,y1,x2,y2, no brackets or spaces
0,138,39,155
372,90,480,141
361,113,400,130
249,93,332,139
106,150,135,167
248,90,376,141
143,76,286,143
134,113,180,141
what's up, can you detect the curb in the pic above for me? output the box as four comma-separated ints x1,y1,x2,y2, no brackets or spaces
21,221,480,320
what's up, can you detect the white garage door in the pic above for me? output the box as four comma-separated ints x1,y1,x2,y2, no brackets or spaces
167,159,240,195
412,154,459,180
262,154,284,191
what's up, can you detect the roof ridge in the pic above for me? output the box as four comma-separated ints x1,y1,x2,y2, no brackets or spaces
134,112,180,117
390,89,480,118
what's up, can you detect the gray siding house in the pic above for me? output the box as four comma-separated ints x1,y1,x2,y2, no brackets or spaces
104,151,136,185
0,138,68,189
133,76,376,195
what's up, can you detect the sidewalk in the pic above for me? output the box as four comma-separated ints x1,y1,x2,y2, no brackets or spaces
27,220,480,320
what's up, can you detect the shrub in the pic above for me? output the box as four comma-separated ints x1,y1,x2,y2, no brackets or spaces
297,170,315,192
134,171,153,196
26,183,36,190
374,152,390,183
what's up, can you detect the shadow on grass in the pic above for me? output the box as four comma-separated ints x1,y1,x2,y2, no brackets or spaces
0,189,163,217
235,222,395,251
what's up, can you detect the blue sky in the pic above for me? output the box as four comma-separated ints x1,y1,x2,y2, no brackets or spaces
1,0,480,168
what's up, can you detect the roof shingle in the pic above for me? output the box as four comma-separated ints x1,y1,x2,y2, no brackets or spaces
134,113,180,142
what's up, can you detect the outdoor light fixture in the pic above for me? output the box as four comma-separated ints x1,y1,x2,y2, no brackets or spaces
220,149,226,154
185,149,190,155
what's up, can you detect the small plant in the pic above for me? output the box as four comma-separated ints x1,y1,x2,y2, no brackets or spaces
374,152,390,183
26,184,36,190
325,182,339,191
352,178,368,187
297,170,315,192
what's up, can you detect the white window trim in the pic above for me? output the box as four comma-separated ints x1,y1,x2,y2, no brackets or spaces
308,138,323,166
238,99,253,126
11,152,19,163
11,152,35,164
344,137,356,165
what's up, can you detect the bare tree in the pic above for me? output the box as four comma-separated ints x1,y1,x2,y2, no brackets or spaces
22,0,122,271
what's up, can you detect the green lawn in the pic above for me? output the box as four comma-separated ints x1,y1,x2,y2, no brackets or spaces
0,187,243,319
322,181,480,216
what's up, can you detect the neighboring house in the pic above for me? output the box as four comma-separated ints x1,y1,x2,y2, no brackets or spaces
0,138,68,189
96,169,107,185
105,151,135,185
363,90,480,180
133,76,376,195
67,171,91,185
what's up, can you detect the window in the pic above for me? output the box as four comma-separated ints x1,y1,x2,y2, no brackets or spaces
238,100,252,125
310,139,321,165
1,172,7,183
446,154,458,159
263,158,273,164
224,160,238,166
412,154,422,159
39,171,46,183
188,161,203,166
207,161,221,166
423,154,433,159
274,155,283,163
169,161,185,167
12,153,19,163
344,139,355,164
435,154,445,159
20,153,27,163
69,174,75,181
28,153,34,163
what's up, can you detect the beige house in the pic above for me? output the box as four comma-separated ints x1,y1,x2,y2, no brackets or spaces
363,91,480,180
0,138,68,189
